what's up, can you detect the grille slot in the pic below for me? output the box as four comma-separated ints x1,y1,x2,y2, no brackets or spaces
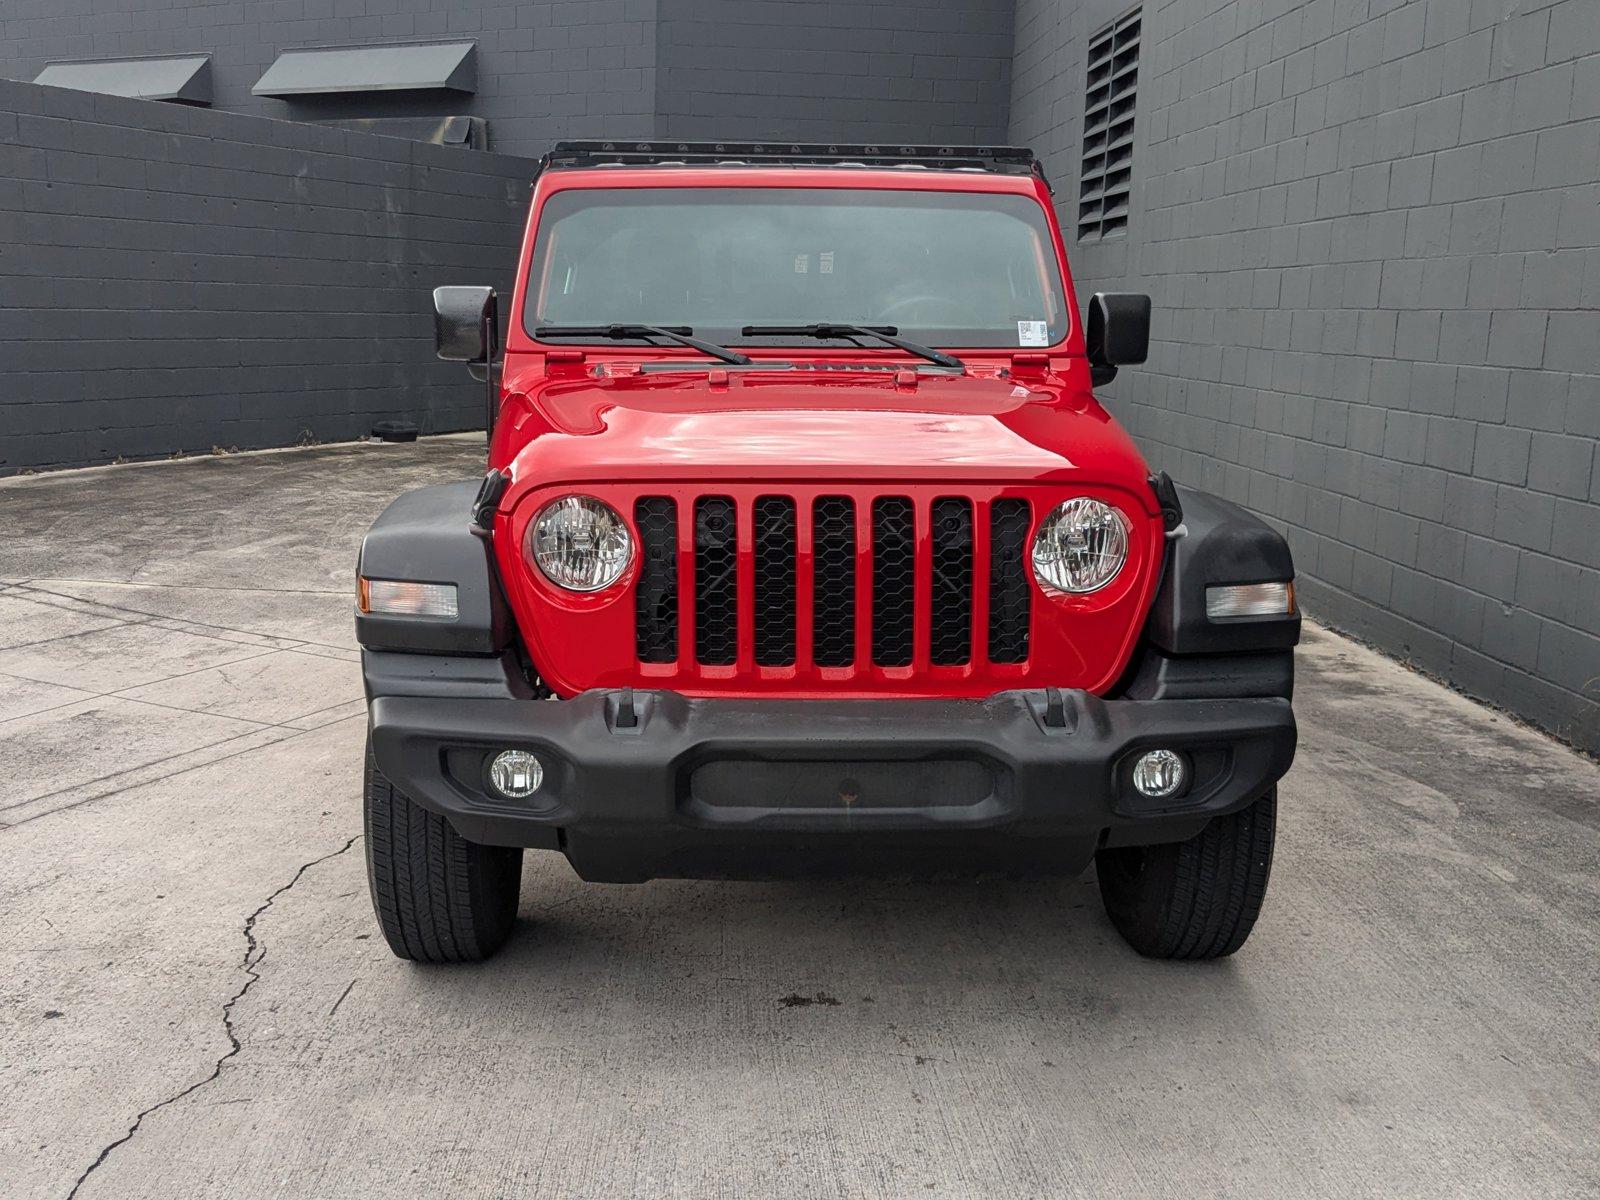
753,496,797,666
930,497,974,665
694,496,737,665
988,499,1032,663
812,495,857,667
871,497,915,667
634,497,678,663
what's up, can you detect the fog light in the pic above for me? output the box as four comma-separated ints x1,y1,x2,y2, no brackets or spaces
489,750,543,799
1132,749,1187,799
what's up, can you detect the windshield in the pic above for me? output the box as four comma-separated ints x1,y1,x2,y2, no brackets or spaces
526,186,1070,349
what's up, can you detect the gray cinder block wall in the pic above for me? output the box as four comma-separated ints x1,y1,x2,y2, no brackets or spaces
654,0,1017,142
0,78,530,472
0,0,659,156
0,0,1018,157
1012,0,1600,752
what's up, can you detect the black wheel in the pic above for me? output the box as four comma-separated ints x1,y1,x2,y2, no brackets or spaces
1095,788,1277,960
364,737,523,962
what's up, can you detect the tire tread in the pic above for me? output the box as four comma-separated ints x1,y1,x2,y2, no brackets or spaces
1096,788,1277,961
364,741,522,963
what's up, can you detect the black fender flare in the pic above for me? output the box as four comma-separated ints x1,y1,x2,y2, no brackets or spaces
355,481,513,655
1145,484,1300,656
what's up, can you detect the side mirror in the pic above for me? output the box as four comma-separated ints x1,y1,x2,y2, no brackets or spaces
1085,292,1151,387
433,285,497,363
432,285,500,441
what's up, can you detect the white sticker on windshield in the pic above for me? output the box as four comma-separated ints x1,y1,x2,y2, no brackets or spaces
1017,320,1049,347
794,254,809,274
819,251,834,275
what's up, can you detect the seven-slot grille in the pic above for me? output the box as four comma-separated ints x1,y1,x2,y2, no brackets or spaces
632,493,1032,671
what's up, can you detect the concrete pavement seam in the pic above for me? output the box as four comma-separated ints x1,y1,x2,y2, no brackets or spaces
38,577,350,597
0,712,365,826
65,833,363,1200
8,581,347,655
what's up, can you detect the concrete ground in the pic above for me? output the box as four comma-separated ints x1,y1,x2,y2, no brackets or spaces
1,435,1597,1200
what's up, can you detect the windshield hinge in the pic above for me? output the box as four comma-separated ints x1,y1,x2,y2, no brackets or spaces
470,469,510,538
1149,471,1184,533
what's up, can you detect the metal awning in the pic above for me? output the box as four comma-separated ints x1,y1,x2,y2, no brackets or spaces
253,41,477,97
33,54,212,104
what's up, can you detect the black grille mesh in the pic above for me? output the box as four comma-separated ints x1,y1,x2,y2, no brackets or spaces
639,493,1033,673
812,496,856,667
694,496,737,665
753,496,796,665
871,497,915,667
930,497,974,665
988,499,1032,663
634,497,678,663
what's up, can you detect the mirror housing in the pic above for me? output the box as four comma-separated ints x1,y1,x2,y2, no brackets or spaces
1085,292,1151,387
433,285,497,363
432,285,500,441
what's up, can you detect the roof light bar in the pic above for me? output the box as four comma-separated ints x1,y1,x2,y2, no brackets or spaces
545,140,1038,175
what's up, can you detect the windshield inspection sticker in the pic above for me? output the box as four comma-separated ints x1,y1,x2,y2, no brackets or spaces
1017,320,1049,347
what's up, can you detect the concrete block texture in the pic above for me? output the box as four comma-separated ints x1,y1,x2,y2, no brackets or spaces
0,0,660,158
0,78,530,473
0,0,1016,156
1011,0,1599,752
654,0,1015,143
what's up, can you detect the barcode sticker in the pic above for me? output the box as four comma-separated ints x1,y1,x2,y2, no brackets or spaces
1017,320,1049,347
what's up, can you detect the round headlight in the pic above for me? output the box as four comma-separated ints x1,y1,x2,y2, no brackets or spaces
1031,497,1129,594
528,495,632,592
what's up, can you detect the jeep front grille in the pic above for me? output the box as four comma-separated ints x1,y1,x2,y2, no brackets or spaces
634,497,678,663
870,497,915,667
812,495,857,668
987,498,1032,663
693,496,737,666
930,497,975,665
752,495,797,666
631,490,1032,674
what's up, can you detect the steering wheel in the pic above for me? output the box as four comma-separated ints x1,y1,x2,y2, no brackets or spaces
876,294,984,328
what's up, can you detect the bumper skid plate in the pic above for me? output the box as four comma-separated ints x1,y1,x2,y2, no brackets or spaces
369,688,1296,883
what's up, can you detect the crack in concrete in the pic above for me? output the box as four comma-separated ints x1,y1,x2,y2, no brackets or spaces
65,834,363,1199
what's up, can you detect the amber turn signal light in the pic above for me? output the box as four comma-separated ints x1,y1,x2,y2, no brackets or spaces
1204,580,1295,620
358,577,459,619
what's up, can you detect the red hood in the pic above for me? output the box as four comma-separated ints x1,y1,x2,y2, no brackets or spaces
494,365,1157,513
488,360,1165,699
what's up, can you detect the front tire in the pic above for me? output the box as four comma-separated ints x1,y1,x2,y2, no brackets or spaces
364,738,523,962
1096,788,1277,960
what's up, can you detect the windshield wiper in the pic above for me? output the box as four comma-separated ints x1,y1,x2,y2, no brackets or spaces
740,323,964,370
534,324,751,366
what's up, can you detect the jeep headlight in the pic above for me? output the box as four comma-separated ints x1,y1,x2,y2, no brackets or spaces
528,495,632,592
1031,497,1129,594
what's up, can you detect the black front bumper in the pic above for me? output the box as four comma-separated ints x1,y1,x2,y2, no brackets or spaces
366,655,1295,882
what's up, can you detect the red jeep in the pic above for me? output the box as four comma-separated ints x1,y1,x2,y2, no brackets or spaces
356,142,1298,963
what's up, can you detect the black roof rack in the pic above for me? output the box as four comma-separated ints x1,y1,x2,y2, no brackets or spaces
545,139,1040,176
